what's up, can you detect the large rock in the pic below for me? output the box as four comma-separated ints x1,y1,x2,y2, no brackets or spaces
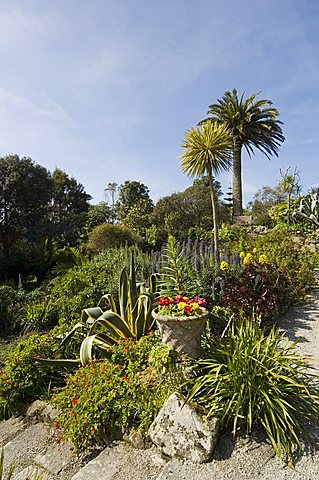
149,393,218,463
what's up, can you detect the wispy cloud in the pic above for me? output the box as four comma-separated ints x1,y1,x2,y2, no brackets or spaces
0,86,74,126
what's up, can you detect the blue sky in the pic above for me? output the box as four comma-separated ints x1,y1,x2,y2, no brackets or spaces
0,0,318,205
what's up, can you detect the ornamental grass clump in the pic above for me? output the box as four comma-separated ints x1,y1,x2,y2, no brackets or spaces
188,319,319,463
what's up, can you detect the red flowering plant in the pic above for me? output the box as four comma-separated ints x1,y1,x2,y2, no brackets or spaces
156,294,207,317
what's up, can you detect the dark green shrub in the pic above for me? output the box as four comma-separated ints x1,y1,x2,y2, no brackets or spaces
53,335,183,448
188,319,319,463
0,333,64,418
0,286,27,336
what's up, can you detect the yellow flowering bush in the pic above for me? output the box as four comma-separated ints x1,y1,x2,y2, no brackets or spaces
243,253,253,265
259,254,268,265
220,261,230,272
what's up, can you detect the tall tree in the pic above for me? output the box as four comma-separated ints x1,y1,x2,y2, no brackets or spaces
279,167,301,225
51,168,92,244
202,89,285,216
115,180,154,221
152,177,225,241
180,121,232,254
104,182,118,223
0,155,53,255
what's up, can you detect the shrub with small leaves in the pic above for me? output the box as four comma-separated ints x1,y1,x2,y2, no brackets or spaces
52,334,183,449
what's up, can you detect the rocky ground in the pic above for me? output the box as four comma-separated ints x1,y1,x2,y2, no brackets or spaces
1,289,319,480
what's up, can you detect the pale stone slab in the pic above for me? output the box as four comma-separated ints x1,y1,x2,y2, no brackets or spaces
71,442,162,480
13,465,50,480
35,441,74,475
0,417,26,446
149,392,219,463
3,424,52,477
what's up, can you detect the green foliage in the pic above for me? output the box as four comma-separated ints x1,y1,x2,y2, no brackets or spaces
85,202,113,232
268,198,300,225
22,299,59,333
158,236,186,295
0,286,27,337
53,335,182,449
0,333,64,418
115,180,153,222
152,177,225,242
86,223,140,255
46,246,152,330
40,256,155,366
188,319,319,463
254,226,316,300
218,224,250,251
122,198,154,241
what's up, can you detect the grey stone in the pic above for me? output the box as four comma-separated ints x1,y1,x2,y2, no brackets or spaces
3,423,52,477
25,401,59,426
25,400,48,423
70,442,162,480
41,404,60,425
35,441,74,475
0,417,26,446
149,393,219,463
124,428,151,449
13,465,50,480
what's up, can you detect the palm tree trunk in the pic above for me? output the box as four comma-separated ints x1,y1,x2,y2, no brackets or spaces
232,142,243,217
207,167,219,258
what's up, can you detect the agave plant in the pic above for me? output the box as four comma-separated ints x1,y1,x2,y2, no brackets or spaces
295,191,319,226
37,257,155,366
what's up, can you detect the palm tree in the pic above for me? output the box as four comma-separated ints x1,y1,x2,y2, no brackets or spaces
202,89,285,217
181,121,232,254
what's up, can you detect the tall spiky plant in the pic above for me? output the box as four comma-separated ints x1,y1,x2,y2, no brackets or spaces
181,120,232,255
202,89,285,216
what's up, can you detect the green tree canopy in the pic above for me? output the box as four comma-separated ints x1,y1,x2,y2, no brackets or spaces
181,121,232,252
0,155,53,255
202,89,285,216
115,180,154,221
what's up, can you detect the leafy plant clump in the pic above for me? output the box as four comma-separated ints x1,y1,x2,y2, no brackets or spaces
53,335,183,449
0,333,64,418
188,319,319,463
222,262,290,322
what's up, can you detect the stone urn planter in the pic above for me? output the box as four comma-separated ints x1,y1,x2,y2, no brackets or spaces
152,308,209,359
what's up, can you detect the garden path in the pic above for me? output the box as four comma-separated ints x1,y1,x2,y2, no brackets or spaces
278,288,319,373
